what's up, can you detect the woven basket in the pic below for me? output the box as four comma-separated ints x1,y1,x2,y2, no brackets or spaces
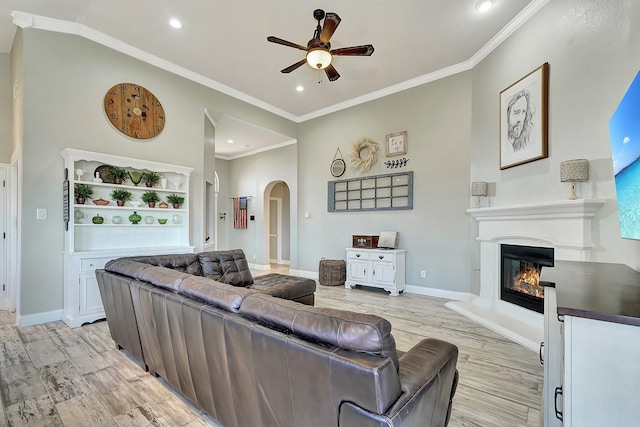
318,258,346,286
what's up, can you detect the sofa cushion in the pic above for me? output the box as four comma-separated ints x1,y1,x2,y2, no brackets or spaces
249,273,316,300
239,293,399,371
198,249,254,286
138,266,192,292
105,259,154,280
179,276,256,313
128,253,202,276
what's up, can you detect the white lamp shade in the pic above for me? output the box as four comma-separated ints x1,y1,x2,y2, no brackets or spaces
560,159,589,182
471,182,488,197
306,48,332,69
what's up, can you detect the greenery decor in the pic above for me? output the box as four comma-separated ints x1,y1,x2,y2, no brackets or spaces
141,191,160,208
166,194,185,208
74,184,94,204
142,171,161,187
106,166,128,184
110,188,133,206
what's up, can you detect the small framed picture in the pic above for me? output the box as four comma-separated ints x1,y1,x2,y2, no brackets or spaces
386,131,407,157
500,63,549,169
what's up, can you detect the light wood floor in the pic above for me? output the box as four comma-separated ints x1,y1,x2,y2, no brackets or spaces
0,277,542,426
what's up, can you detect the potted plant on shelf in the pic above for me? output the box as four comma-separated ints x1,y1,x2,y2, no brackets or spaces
142,171,161,188
106,166,128,184
110,188,133,207
141,191,160,208
74,183,94,204
166,194,185,209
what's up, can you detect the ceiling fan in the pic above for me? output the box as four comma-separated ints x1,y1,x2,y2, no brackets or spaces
267,9,374,82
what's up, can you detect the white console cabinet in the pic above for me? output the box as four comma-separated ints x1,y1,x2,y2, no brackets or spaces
61,149,195,327
540,261,640,427
345,248,406,296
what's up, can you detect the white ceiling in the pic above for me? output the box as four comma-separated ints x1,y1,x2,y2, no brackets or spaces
1,0,542,158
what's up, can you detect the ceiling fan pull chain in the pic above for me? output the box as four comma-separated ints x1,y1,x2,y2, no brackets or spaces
318,69,323,84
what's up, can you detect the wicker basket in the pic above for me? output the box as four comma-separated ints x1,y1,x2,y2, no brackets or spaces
318,258,346,286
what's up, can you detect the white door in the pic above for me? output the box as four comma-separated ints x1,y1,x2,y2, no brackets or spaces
0,165,8,310
269,198,282,263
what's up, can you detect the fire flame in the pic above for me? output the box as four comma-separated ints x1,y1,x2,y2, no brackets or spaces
513,266,544,298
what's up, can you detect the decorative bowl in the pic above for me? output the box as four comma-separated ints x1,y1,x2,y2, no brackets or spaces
92,198,110,206
111,215,122,224
158,218,168,224
144,216,154,224
129,201,142,208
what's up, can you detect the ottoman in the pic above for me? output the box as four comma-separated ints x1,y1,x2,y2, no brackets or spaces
249,273,316,305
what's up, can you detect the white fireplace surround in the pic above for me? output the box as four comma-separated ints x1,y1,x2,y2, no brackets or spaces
446,199,605,351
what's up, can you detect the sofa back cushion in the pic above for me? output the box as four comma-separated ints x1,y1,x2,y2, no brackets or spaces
179,276,256,312
105,259,154,280
138,266,192,292
127,253,202,276
198,249,254,286
239,293,399,371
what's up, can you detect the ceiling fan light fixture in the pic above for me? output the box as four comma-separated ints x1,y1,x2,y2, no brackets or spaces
306,48,332,69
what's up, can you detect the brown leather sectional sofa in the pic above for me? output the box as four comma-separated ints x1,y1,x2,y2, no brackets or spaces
96,249,459,427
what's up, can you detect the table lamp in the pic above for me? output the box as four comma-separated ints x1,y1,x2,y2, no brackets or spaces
471,182,488,208
560,159,589,200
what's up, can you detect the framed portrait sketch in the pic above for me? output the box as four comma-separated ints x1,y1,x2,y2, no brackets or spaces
500,63,549,170
386,131,407,156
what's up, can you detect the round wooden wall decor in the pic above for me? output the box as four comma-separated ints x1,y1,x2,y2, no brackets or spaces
104,83,165,140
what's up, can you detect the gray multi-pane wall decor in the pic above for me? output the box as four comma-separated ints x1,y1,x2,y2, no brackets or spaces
327,171,414,212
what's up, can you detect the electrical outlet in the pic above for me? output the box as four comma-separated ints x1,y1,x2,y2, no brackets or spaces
420,270,426,278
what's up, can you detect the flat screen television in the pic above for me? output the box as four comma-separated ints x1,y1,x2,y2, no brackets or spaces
609,70,640,240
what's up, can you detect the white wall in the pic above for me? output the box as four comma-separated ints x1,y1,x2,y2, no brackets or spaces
471,0,640,275
0,53,11,163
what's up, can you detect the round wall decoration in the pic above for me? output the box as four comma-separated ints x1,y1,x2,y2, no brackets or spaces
350,138,379,173
104,83,165,140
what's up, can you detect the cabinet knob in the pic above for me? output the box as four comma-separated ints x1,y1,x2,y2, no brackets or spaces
378,255,384,259
356,253,361,257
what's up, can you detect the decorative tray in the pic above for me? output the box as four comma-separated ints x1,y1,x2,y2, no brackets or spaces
92,198,110,206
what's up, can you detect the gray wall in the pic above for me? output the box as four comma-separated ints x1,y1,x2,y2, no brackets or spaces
297,71,473,292
228,144,298,267
0,53,11,163
215,158,230,249
16,29,296,316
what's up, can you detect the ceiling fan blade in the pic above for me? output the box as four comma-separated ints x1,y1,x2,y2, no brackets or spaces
320,13,341,43
267,36,307,51
325,64,340,81
331,44,375,56
281,59,307,74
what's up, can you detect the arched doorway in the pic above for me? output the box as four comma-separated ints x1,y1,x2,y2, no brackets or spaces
264,181,290,267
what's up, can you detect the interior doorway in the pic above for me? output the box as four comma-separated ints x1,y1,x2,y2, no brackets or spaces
265,181,290,266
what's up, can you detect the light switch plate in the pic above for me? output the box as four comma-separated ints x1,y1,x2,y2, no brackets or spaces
36,208,47,220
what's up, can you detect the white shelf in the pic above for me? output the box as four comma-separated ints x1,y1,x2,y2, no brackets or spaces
75,180,187,194
75,204,186,212
76,224,183,227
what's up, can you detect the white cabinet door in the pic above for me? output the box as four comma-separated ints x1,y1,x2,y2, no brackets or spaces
79,273,104,317
347,258,369,282
542,286,563,427
372,261,395,286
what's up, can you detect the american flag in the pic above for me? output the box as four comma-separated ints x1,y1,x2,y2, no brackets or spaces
233,197,248,229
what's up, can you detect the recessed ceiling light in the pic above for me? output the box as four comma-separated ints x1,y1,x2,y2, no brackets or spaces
476,0,494,12
169,19,183,29
227,139,234,144
296,85,304,92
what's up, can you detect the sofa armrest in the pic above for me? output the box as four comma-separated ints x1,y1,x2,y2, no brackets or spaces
339,338,458,427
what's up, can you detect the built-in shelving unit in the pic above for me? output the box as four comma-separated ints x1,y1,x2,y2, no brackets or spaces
61,148,195,327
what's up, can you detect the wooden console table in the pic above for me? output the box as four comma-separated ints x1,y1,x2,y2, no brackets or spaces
540,261,640,426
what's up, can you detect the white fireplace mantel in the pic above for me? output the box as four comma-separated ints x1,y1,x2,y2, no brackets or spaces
447,199,606,351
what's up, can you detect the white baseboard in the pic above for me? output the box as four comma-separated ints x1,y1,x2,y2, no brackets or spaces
288,269,318,280
18,309,63,327
249,263,271,271
404,285,475,301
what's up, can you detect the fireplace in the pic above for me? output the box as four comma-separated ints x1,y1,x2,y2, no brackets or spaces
500,244,554,314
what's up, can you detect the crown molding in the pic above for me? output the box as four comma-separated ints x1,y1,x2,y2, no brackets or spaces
12,0,549,123
215,139,297,161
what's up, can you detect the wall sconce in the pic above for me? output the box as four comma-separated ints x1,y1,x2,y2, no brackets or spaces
560,159,589,200
218,212,227,220
471,182,488,208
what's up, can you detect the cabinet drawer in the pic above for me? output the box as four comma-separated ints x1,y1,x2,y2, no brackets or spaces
80,257,113,272
347,251,370,260
372,252,395,262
